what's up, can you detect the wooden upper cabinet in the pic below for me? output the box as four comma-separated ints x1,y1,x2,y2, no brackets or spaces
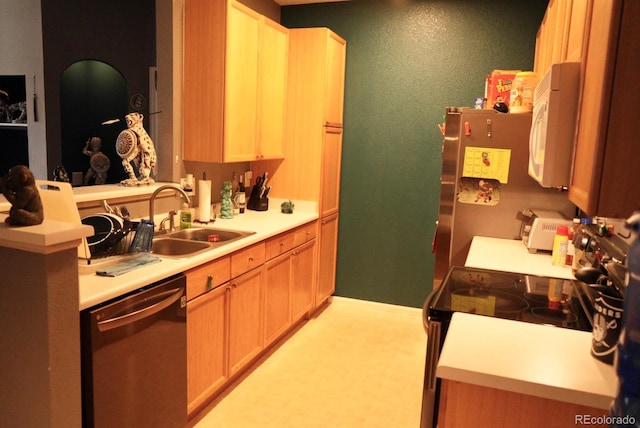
224,1,260,162
534,0,590,76
183,0,287,163
325,31,347,126
569,0,640,218
258,17,288,160
563,0,590,63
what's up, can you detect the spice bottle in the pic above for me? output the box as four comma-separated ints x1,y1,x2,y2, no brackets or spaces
551,225,569,267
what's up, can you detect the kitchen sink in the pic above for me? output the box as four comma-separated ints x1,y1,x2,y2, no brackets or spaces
166,228,254,243
151,238,212,257
151,228,255,258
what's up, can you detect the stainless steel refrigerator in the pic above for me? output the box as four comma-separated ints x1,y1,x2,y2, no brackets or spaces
433,107,575,287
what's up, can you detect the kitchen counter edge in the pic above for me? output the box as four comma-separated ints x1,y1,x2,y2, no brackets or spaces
79,207,319,311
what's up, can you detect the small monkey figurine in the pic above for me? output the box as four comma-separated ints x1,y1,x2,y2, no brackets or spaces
0,165,44,226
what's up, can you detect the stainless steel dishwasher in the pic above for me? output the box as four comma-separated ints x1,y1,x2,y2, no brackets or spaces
81,273,187,427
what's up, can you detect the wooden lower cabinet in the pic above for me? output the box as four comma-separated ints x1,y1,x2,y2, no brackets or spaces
186,283,228,415
264,234,317,347
228,267,264,377
186,221,318,418
291,240,316,322
264,253,291,346
317,213,339,305
438,379,607,428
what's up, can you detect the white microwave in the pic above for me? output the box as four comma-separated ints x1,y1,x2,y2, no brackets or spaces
528,62,581,188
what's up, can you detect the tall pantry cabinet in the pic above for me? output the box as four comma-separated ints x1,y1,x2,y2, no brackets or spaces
258,28,346,307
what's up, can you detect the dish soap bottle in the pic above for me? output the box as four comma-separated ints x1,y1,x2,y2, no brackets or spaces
180,203,192,229
611,211,640,425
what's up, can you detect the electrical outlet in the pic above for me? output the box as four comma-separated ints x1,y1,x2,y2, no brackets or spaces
245,170,253,182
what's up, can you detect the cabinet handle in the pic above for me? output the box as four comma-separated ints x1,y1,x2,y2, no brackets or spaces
231,283,237,288
280,242,285,247
206,274,213,291
249,257,254,263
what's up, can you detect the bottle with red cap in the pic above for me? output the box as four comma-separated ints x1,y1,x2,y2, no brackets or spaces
551,225,569,267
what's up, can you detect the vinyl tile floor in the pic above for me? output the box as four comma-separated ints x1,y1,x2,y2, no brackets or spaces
191,296,427,428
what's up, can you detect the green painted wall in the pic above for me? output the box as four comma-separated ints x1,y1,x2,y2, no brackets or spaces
282,0,549,308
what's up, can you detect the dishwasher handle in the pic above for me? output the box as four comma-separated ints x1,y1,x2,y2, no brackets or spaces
97,287,184,332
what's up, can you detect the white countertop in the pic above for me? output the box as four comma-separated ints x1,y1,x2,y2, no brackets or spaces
437,312,617,409
0,220,93,254
78,201,318,310
465,236,575,279
433,236,618,409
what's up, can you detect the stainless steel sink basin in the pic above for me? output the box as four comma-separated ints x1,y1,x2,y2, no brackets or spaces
165,228,254,243
151,238,212,257
151,228,254,257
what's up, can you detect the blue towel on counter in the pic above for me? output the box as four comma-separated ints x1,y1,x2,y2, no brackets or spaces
96,254,162,277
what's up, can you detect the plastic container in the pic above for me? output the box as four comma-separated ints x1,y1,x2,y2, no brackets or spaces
180,203,192,229
509,71,538,113
551,224,569,266
611,211,640,423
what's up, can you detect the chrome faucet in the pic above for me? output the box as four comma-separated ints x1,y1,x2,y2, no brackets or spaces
149,184,191,233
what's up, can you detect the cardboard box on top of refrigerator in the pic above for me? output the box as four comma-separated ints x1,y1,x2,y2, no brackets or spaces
485,70,520,108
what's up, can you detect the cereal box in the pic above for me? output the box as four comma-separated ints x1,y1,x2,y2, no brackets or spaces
485,70,520,108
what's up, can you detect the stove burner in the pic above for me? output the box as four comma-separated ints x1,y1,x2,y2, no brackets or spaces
448,269,522,290
531,307,579,328
451,288,530,314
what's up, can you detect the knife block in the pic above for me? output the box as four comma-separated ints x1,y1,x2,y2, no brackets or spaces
247,185,268,211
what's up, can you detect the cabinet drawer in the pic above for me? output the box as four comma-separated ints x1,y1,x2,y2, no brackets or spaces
186,256,231,301
293,221,317,247
266,230,295,260
231,242,266,278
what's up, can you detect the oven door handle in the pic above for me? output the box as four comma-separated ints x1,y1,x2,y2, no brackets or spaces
425,320,442,391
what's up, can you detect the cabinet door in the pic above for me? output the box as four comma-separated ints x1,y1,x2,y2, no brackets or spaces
317,213,339,306
563,0,590,62
258,17,287,160
320,127,343,217
183,0,226,162
228,267,263,377
568,0,624,216
325,31,346,126
291,239,316,322
264,253,291,346
187,284,229,415
224,1,260,162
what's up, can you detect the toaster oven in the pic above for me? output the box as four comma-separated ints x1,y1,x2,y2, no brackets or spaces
520,209,572,253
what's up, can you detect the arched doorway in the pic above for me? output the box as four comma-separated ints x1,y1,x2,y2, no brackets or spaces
60,60,128,184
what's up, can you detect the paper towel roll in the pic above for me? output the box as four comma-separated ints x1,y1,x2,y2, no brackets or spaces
198,180,212,222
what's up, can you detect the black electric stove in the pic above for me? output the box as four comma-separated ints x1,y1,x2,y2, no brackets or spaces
427,266,592,332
